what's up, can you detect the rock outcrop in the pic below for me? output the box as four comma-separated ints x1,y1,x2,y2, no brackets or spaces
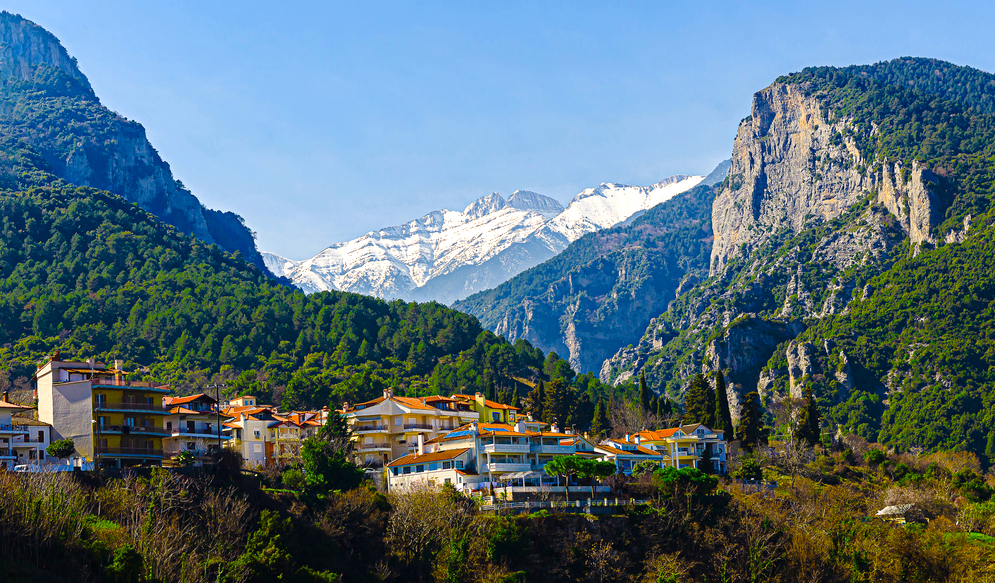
877,160,940,252
0,12,266,271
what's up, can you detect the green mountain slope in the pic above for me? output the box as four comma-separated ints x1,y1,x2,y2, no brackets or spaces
603,57,995,463
0,11,267,271
453,181,720,375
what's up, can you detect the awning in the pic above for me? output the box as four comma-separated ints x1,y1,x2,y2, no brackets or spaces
498,470,544,481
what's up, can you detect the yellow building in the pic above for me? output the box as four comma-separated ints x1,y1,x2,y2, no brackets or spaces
35,353,169,468
631,423,728,473
451,393,519,424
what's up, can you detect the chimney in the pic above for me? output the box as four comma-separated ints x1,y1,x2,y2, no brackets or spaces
417,433,425,456
624,433,630,442
2,390,7,403
635,435,641,446
551,422,559,433
470,422,479,435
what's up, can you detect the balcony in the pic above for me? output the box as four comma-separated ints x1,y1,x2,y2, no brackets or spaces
484,443,530,454
168,427,229,439
355,443,392,451
354,425,389,434
94,402,169,414
403,424,434,431
530,444,574,455
486,462,531,472
0,424,29,434
98,425,171,437
90,379,171,393
95,447,164,458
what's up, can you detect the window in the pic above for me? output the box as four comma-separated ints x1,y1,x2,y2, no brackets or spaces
391,468,398,475
253,444,262,453
415,465,424,473
253,430,260,438
456,460,464,469
95,394,106,406
403,466,411,474
166,421,172,431
395,417,402,426
428,463,438,471
444,478,451,484
37,431,43,442
39,451,44,460
492,412,500,422
442,461,452,469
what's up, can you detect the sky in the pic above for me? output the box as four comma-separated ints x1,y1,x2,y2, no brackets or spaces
4,2,995,258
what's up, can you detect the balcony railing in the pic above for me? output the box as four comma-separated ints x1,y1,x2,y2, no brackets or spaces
90,379,171,392
354,425,389,433
95,447,164,457
98,425,170,436
0,424,29,433
484,443,531,453
356,443,392,451
94,402,169,413
530,444,574,454
486,462,531,472
403,424,434,431
168,427,224,437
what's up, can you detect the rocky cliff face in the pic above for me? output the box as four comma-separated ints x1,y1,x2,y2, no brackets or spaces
877,160,940,251
710,84,871,274
0,12,266,271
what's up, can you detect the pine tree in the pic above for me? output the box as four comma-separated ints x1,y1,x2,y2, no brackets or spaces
704,377,717,429
640,372,651,412
525,380,544,421
683,374,711,425
737,391,765,451
486,376,496,402
511,389,520,409
714,371,734,439
590,399,609,439
543,378,573,427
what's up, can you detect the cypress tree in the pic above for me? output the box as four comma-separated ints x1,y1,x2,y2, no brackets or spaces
683,374,711,424
640,371,651,412
525,380,545,421
714,371,734,438
590,398,610,439
794,386,822,447
704,377,717,428
737,391,765,451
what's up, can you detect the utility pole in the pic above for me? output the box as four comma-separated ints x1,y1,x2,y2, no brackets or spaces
207,383,226,464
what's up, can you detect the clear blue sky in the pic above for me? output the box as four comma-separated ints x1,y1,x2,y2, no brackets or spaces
5,1,995,258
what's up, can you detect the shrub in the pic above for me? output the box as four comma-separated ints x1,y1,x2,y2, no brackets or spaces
46,438,75,459
864,449,886,467
736,457,762,481
282,468,305,491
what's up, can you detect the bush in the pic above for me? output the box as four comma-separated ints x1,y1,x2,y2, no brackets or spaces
46,438,75,459
864,449,886,467
736,456,762,481
282,468,305,491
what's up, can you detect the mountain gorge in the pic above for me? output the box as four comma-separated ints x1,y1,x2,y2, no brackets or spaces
453,162,729,375
0,12,266,271
600,57,995,459
264,175,704,304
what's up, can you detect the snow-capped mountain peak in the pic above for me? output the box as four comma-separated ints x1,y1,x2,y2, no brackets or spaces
263,173,704,304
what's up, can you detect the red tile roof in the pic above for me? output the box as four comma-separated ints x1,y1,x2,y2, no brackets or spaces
387,447,471,467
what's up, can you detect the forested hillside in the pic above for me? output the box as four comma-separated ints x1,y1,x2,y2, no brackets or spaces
603,57,995,465
454,181,719,375
0,155,630,429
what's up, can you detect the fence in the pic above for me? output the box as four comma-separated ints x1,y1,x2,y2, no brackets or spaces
479,498,652,512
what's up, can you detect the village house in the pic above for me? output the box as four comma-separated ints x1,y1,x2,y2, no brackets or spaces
162,393,231,466
222,398,329,468
0,392,53,469
631,423,728,474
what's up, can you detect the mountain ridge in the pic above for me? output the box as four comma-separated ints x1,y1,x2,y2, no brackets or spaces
265,175,704,303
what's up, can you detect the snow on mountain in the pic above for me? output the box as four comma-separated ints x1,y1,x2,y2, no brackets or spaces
263,175,703,304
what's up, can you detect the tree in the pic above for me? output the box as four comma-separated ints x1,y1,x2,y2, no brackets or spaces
590,399,610,439
737,392,765,452
736,456,762,481
301,437,364,494
683,374,712,425
640,372,651,412
175,450,195,467
525,380,545,421
542,378,574,427
793,386,822,447
544,455,583,503
714,371,734,439
46,438,75,459
576,459,617,499
652,466,718,506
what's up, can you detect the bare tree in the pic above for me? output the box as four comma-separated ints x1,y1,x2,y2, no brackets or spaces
609,399,658,437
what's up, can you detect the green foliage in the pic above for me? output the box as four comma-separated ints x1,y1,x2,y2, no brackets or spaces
652,466,719,502
105,544,144,583
736,456,762,482
300,438,364,494
682,374,712,426
737,392,765,451
486,517,528,564
225,510,338,583
590,398,609,439
45,438,75,459
864,449,886,467
714,371,734,438
281,468,305,492
793,386,822,447
174,450,194,467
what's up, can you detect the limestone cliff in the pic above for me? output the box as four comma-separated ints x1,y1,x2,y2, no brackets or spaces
0,12,266,271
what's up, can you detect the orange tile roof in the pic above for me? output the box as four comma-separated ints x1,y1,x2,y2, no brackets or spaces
597,443,661,457
0,399,32,410
166,393,216,406
387,447,471,467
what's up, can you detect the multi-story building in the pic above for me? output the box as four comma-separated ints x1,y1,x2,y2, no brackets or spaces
342,389,480,468
0,394,52,469
631,423,728,474
222,404,328,468
162,394,231,466
35,354,169,468
451,393,519,424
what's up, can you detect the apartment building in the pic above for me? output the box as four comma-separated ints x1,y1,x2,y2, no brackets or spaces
222,403,328,468
342,389,480,468
451,393,520,424
35,353,169,468
162,394,230,466
632,423,728,474
387,420,598,491
0,394,52,469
